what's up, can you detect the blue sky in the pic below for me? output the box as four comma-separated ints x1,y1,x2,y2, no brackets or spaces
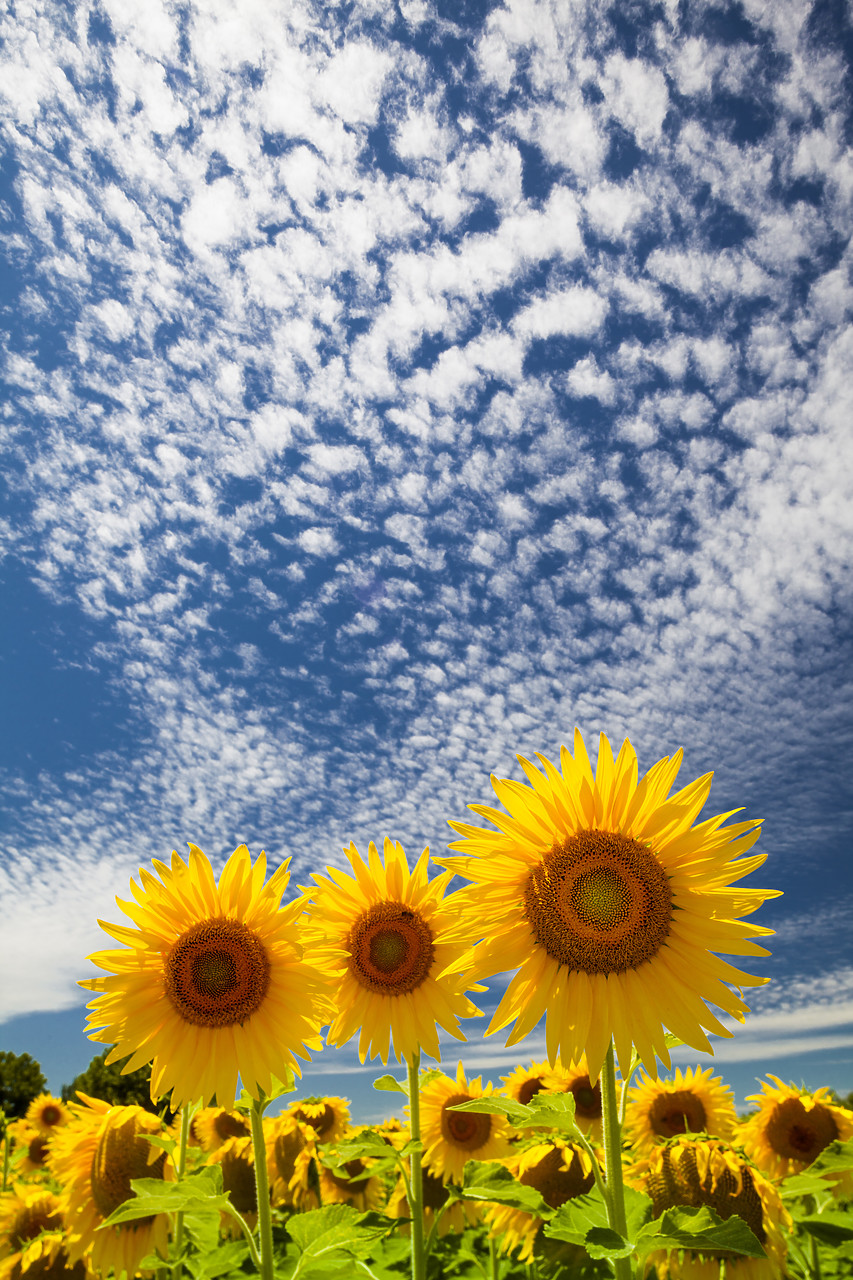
1,0,852,1123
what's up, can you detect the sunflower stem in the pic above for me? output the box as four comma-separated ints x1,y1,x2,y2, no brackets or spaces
249,1097,275,1280
809,1232,822,1280
171,1102,191,1280
406,1050,427,1280
601,1041,632,1280
489,1233,501,1280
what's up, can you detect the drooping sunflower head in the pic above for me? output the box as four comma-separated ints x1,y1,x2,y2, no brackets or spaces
0,1228,89,1280
47,1097,172,1280
486,1137,598,1262
420,1061,514,1184
0,1185,64,1263
80,844,331,1109
639,1135,790,1280
193,1107,251,1153
300,839,483,1064
741,1075,853,1190
625,1066,738,1155
24,1097,70,1139
265,1115,317,1209
207,1137,258,1235
439,729,779,1080
285,1096,350,1144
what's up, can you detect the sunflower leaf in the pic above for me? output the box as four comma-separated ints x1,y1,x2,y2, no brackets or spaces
797,1213,853,1245
584,1227,636,1260
778,1173,834,1199
99,1169,230,1226
459,1160,552,1215
286,1205,389,1276
449,1091,579,1135
187,1240,251,1279
804,1137,853,1176
544,1188,611,1244
448,1097,531,1126
634,1205,766,1259
372,1074,406,1094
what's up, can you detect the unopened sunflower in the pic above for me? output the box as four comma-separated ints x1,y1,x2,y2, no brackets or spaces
80,844,330,1108
300,839,483,1063
420,1062,513,1183
439,730,778,1079
625,1066,737,1155
638,1135,790,1280
48,1096,172,1279
741,1075,853,1191
24,1096,70,1138
486,1137,597,1262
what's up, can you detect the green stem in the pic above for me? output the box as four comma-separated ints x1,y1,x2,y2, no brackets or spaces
571,1126,611,1212
809,1232,822,1280
407,1050,426,1280
489,1233,501,1280
172,1102,191,1280
249,1098,275,1280
222,1204,264,1270
601,1041,632,1280
1,1130,9,1193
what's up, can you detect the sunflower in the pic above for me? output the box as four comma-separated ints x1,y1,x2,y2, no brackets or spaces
438,730,778,1080
5,1125,49,1179
0,1185,65,1276
315,1140,384,1213
193,1107,251,1153
552,1057,605,1142
638,1135,790,1280
0,1230,89,1280
419,1062,513,1183
741,1076,853,1191
24,1098,70,1139
625,1066,737,1155
300,839,483,1063
80,844,330,1108
47,1096,172,1280
500,1060,555,1107
265,1116,318,1209
208,1137,259,1235
285,1097,350,1144
486,1137,597,1262
387,1165,479,1237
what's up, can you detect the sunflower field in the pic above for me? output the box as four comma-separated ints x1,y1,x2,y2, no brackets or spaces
1,732,852,1280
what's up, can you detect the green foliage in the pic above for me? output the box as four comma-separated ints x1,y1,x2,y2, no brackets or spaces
448,1087,579,1135
285,1205,391,1279
0,1050,47,1119
61,1048,174,1120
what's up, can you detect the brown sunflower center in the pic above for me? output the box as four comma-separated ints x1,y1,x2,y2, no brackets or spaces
40,1105,63,1128
164,918,270,1028
442,1095,492,1150
523,829,672,974
327,1158,369,1192
11,1202,63,1249
518,1077,547,1105
347,901,435,994
422,1168,451,1210
8,1244,87,1280
294,1104,336,1139
90,1115,167,1223
568,1076,602,1122
219,1144,257,1215
214,1112,250,1142
27,1136,48,1167
647,1143,766,1250
274,1125,309,1183
649,1090,707,1139
520,1145,595,1209
767,1097,839,1162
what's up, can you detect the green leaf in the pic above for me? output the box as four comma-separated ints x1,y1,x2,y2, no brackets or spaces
778,1173,834,1200
584,1227,636,1261
798,1213,853,1245
287,1204,389,1264
142,1133,179,1159
99,1167,229,1227
459,1160,551,1215
187,1240,251,1280
663,1033,685,1051
635,1206,766,1259
623,1186,655,1237
418,1068,443,1088
544,1188,611,1245
805,1138,853,1177
372,1074,406,1095
233,1070,295,1116
449,1090,581,1136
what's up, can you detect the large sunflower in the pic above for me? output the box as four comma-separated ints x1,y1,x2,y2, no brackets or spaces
80,844,330,1108
625,1066,737,1155
47,1097,172,1280
439,730,778,1079
637,1135,790,1280
740,1076,853,1189
486,1137,597,1262
300,839,483,1063
419,1062,513,1183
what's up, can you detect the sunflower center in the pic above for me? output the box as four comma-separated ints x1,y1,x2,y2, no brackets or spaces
40,1105,62,1128
647,1143,766,1249
442,1095,492,1150
14,1244,88,1280
11,1202,63,1249
649,1090,707,1139
214,1112,250,1142
422,1168,450,1210
294,1104,336,1139
767,1097,838,1162
518,1077,547,1105
164,918,270,1028
90,1114,167,1223
521,1145,596,1209
568,1076,602,1121
275,1125,309,1183
27,1136,48,1167
523,829,672,974
219,1144,257,1215
347,901,435,994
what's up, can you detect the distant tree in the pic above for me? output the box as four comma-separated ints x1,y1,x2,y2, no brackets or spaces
62,1050,174,1121
0,1051,48,1119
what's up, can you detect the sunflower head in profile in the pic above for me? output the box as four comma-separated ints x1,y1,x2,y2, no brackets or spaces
24,1096,70,1138
486,1137,597,1262
5,1124,49,1179
420,1062,513,1183
80,844,330,1109
438,729,779,1080
638,1135,790,1280
740,1076,853,1192
207,1136,259,1236
193,1107,251,1153
625,1066,737,1155
47,1096,172,1280
300,839,483,1064
265,1115,318,1209
285,1096,350,1144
